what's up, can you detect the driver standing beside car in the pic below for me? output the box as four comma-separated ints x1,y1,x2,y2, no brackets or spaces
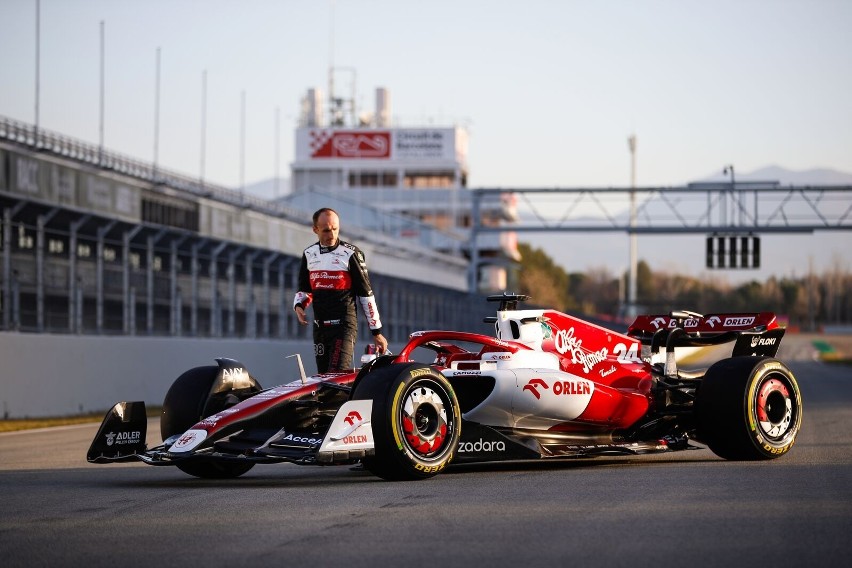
294,207,388,373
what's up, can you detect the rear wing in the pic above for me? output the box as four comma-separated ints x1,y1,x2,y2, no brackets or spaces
627,311,785,370
628,312,779,337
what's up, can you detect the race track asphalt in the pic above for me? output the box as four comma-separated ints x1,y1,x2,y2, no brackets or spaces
1,347,850,567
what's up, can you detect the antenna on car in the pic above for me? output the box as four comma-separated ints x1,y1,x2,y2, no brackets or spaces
286,353,308,385
486,292,531,312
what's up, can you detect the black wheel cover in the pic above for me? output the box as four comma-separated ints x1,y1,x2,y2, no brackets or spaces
353,362,461,480
696,356,802,460
161,365,256,479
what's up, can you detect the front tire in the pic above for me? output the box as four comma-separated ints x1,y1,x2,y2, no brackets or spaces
352,363,461,480
161,365,256,479
696,357,802,460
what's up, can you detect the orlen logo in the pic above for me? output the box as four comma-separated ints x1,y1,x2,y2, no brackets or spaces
553,381,591,395
344,411,362,427
523,378,549,400
725,316,755,327
523,378,591,399
342,435,368,444
366,301,378,327
483,353,512,361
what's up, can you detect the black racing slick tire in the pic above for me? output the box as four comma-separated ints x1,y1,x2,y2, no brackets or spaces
160,365,255,479
352,363,461,481
696,356,802,460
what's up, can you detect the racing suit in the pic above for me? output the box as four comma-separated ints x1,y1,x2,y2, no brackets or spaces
293,240,383,373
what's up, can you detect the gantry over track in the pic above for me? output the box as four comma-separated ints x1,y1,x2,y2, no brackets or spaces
469,183,852,290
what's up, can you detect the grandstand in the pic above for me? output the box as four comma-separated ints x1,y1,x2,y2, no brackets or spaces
0,114,495,343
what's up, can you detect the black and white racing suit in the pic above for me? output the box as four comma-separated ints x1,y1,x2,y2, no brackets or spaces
293,240,383,373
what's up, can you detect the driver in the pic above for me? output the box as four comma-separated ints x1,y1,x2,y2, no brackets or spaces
293,207,388,373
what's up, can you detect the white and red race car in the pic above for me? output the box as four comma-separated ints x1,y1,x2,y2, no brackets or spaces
88,293,802,480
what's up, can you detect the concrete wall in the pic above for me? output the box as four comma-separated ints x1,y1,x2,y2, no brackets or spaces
0,332,317,418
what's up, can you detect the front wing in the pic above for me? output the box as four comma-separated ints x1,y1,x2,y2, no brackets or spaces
86,400,376,467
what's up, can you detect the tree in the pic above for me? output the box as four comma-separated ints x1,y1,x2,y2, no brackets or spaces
516,242,576,311
517,243,850,329
636,260,653,303
572,267,619,315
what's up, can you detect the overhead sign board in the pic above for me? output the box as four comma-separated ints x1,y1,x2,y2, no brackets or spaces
296,127,459,161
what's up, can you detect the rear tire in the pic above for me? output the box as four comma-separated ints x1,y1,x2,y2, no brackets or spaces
696,357,802,460
161,365,256,479
352,363,461,480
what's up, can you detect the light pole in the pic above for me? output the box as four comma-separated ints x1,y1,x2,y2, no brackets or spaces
722,164,737,224
627,134,638,318
723,164,735,227
240,90,246,203
98,20,105,164
34,0,40,142
274,106,280,199
200,69,207,187
153,47,161,179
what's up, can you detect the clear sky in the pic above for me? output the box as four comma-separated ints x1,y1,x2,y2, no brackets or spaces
2,0,850,284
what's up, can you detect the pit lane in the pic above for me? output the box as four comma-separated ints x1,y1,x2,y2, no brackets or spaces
1,357,850,567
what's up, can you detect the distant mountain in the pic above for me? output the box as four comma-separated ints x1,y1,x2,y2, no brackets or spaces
696,165,852,186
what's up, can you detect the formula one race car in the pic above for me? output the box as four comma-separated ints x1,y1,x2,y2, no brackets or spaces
87,293,802,481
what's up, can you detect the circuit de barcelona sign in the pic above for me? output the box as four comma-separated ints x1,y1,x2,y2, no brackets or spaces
297,128,457,161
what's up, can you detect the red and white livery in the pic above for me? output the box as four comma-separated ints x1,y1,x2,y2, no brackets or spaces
88,294,802,481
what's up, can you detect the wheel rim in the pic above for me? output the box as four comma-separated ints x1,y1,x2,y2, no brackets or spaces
400,381,452,458
755,375,794,440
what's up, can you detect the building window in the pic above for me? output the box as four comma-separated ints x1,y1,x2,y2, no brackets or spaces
403,172,455,188
48,238,65,255
142,198,199,232
17,225,34,249
348,171,399,187
350,172,379,187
